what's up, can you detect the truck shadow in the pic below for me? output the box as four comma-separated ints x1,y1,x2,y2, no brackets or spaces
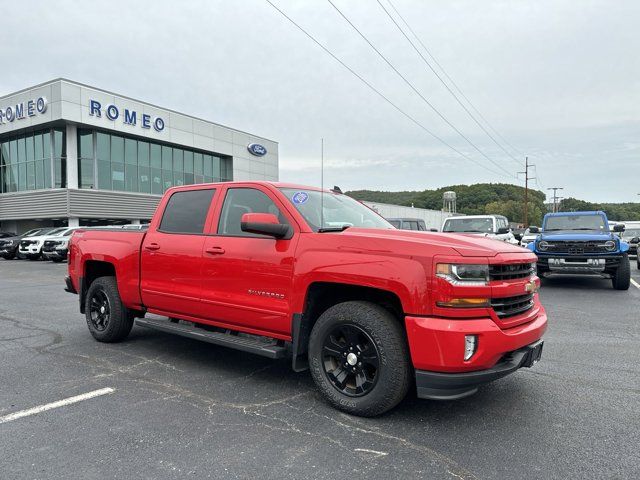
120,325,539,422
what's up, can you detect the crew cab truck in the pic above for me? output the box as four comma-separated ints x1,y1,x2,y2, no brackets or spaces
66,182,547,416
527,211,630,290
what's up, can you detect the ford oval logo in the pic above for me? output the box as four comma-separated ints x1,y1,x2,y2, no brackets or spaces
247,143,267,157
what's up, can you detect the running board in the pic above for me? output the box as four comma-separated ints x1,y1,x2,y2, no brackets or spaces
135,317,288,359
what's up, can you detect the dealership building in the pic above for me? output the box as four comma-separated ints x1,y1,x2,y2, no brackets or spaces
0,79,279,233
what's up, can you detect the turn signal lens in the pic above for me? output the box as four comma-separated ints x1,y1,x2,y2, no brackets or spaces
464,335,477,361
436,298,490,308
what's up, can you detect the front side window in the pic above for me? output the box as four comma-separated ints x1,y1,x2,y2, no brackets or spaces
159,189,215,234
279,188,392,232
218,188,288,237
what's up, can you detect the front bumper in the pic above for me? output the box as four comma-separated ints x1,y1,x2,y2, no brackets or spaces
536,254,623,274
42,249,68,260
19,246,42,257
0,245,18,256
415,340,543,400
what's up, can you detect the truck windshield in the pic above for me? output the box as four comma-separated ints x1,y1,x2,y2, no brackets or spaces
279,188,393,232
443,217,493,233
544,214,607,231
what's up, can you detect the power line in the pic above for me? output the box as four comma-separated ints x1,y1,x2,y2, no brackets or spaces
263,0,512,179
378,0,524,167
326,0,516,179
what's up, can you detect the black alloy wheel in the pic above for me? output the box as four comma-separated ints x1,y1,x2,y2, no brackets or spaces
89,289,111,331
321,324,380,397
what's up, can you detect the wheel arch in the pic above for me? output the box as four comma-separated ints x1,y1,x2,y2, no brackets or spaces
291,282,405,372
80,260,117,313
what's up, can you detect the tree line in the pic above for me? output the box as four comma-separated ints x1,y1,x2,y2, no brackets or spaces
347,184,640,225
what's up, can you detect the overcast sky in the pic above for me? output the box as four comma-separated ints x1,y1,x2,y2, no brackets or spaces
1,0,638,202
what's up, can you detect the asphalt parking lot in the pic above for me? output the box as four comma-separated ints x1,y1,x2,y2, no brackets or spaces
1,260,639,479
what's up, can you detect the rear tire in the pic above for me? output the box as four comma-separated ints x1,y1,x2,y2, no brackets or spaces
612,254,630,290
85,276,134,342
308,301,411,417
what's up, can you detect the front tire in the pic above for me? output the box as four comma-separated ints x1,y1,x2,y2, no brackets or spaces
308,301,411,417
612,254,630,290
85,276,134,342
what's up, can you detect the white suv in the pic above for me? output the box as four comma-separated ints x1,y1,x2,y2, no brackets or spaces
41,227,82,262
442,215,518,244
18,227,69,260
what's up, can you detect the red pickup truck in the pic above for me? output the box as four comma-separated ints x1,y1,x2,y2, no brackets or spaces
66,182,547,416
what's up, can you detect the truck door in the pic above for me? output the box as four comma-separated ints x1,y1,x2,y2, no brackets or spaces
140,187,218,318
199,186,298,337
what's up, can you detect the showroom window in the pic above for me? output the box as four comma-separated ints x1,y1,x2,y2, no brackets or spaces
76,129,232,194
0,128,57,193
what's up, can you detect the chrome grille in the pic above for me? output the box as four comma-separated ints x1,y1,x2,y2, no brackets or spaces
491,293,535,318
489,263,535,281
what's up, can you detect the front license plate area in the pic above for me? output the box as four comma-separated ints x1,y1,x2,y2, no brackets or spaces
523,341,543,367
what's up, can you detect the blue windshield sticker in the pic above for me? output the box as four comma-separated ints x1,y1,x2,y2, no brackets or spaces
292,191,309,205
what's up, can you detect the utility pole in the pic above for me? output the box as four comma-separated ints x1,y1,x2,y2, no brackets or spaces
547,187,564,213
518,157,535,227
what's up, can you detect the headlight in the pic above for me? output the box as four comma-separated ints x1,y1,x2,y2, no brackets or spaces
538,240,549,251
436,263,489,286
604,240,616,251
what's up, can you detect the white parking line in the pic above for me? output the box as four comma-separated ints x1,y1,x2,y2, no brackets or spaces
631,278,640,290
0,387,114,424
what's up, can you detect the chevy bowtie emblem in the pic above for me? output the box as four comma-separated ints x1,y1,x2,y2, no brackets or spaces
525,280,538,293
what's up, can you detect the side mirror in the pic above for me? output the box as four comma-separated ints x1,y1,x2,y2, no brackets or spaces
631,237,639,243
529,226,539,233
497,227,510,234
241,213,291,239
613,224,625,232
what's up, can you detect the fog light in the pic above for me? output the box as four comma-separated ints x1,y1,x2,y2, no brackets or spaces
464,335,477,361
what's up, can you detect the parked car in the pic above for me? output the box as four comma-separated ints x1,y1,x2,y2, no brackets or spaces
620,227,640,256
0,228,56,260
528,211,630,289
66,181,547,416
519,228,540,248
442,215,518,244
120,224,149,230
41,227,83,262
18,227,69,260
387,217,427,231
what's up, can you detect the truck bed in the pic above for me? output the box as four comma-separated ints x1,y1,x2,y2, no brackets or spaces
68,229,147,309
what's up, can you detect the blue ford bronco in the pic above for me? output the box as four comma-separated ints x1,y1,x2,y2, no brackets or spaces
527,211,630,290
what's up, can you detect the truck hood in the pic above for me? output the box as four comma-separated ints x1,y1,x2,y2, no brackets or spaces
341,228,527,257
539,230,613,241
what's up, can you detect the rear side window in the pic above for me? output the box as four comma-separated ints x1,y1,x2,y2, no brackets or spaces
159,189,215,234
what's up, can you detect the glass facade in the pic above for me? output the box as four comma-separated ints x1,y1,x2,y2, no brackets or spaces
78,129,232,194
0,128,65,193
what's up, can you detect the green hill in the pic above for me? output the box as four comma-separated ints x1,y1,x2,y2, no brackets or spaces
347,184,640,225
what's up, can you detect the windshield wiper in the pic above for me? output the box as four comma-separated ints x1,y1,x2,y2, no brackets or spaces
318,225,351,233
